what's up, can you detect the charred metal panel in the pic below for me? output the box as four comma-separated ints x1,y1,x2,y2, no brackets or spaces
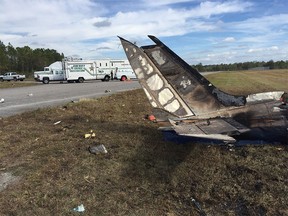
119,36,195,118
246,91,284,103
172,118,249,135
212,88,247,106
169,119,238,142
141,46,222,115
229,100,288,143
145,36,246,114
171,121,204,135
197,119,238,135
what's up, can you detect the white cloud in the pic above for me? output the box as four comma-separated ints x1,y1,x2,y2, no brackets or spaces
227,14,288,33
269,46,279,51
143,0,196,7
194,0,252,18
0,0,286,64
223,37,236,42
188,44,285,65
247,46,279,53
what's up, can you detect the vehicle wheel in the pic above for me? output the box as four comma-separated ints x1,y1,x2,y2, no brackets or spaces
13,77,17,81
104,75,110,82
0,78,3,82
78,77,84,83
20,79,24,81
43,78,49,84
120,76,127,81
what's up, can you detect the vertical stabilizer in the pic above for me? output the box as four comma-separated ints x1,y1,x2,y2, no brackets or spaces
119,36,246,117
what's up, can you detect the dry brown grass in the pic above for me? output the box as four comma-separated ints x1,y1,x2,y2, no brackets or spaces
0,79,37,88
0,70,287,215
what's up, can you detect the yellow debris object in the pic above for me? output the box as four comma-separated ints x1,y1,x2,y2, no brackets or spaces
84,131,96,138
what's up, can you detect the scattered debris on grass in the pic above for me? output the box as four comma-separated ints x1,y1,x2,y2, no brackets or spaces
145,114,157,122
53,120,61,125
191,197,207,216
148,114,156,122
88,144,108,154
84,130,96,139
73,204,85,212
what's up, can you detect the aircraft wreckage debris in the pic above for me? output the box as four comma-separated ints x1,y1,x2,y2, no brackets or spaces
84,130,96,139
191,197,207,216
73,204,85,212
118,35,288,144
88,144,108,154
145,114,157,122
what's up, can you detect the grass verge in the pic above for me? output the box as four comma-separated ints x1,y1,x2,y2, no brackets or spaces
0,79,37,88
0,70,287,215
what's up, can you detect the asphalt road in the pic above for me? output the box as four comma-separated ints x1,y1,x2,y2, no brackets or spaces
0,80,140,117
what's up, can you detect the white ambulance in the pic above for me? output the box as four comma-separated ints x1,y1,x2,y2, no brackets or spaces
36,59,133,84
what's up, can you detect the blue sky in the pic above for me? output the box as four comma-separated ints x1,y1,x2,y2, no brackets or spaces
0,0,287,65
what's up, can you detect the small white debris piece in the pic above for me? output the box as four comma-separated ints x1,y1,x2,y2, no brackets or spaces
73,204,85,212
53,121,61,125
0,98,4,103
28,93,33,97
89,144,108,154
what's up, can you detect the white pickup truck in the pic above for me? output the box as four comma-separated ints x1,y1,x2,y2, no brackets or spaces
0,72,26,81
36,69,65,84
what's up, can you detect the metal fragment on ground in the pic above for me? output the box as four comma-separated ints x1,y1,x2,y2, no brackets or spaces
73,204,85,212
88,144,108,154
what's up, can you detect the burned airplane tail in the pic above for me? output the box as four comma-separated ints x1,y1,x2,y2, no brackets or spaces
119,35,246,119
119,36,288,144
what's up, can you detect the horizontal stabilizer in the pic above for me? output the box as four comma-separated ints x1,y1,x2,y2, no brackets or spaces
169,118,250,142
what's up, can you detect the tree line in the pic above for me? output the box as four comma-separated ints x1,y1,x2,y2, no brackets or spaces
193,60,288,72
0,41,287,77
0,41,64,77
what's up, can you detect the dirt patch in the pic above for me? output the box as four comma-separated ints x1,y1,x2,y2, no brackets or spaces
0,172,20,192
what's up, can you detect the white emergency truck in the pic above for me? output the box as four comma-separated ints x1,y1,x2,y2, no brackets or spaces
34,61,62,80
110,60,136,81
63,60,107,83
35,59,133,84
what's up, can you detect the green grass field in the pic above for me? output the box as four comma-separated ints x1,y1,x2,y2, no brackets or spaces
205,69,288,95
0,69,287,215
